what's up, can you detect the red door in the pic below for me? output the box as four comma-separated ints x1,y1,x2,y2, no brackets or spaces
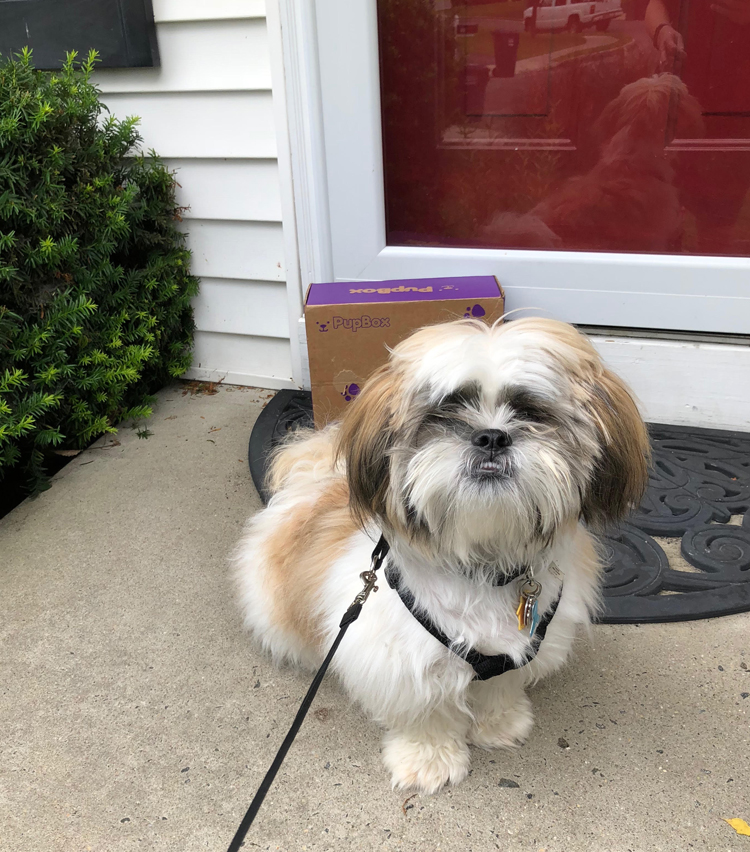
377,0,750,256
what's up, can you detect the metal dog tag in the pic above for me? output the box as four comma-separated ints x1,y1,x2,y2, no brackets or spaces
517,578,542,636
527,598,541,638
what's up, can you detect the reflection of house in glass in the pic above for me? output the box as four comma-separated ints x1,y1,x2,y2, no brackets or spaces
449,1,631,127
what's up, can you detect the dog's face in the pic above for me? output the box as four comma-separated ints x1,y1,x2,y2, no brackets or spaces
337,318,649,565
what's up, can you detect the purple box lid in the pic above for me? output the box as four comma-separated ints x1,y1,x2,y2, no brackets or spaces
306,276,501,306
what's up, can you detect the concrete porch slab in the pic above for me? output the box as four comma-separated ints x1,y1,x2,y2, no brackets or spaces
1,384,748,852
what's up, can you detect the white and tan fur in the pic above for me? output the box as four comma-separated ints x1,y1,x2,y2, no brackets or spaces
235,317,649,793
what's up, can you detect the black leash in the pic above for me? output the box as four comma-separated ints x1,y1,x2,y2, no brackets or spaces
225,536,389,852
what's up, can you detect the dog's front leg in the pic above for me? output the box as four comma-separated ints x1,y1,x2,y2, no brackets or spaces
467,669,534,750
381,705,472,794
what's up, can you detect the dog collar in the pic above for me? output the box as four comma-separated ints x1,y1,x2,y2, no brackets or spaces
489,564,529,586
384,562,562,681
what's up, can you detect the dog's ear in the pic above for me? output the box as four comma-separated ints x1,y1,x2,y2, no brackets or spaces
581,368,650,530
335,364,400,526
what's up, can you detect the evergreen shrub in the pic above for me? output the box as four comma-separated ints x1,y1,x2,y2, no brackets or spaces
0,49,198,493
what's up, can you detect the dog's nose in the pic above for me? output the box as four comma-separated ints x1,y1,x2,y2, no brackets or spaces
471,429,512,452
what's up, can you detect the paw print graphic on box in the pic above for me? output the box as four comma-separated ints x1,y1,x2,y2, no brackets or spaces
333,370,362,405
342,383,361,402
464,304,486,318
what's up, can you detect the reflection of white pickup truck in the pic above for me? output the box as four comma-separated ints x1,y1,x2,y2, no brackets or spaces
524,0,622,33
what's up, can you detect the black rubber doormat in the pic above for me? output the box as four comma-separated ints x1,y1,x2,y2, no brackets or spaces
248,391,750,625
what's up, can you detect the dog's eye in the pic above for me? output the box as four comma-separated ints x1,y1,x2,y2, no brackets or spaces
514,404,547,423
506,390,553,424
440,383,481,410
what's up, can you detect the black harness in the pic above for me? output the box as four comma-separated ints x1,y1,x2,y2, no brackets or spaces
384,550,562,681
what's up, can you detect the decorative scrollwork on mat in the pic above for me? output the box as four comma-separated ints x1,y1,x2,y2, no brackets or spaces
628,426,750,536
599,426,750,623
249,394,750,624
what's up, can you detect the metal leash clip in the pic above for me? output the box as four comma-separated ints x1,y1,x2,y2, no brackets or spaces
351,538,389,607
353,569,379,606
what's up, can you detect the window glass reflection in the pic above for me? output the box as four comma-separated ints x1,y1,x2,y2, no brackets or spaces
377,0,750,255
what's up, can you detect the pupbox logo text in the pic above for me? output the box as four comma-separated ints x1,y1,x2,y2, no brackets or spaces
349,286,433,294
330,315,390,332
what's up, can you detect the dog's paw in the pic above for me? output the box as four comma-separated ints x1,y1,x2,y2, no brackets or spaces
382,730,471,794
468,692,534,750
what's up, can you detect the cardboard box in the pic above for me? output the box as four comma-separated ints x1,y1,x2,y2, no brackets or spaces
305,276,505,426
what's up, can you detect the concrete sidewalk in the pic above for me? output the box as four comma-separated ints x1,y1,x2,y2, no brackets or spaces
1,384,748,852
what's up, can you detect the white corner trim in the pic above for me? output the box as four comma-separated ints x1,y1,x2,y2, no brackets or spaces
592,336,750,431
267,0,335,388
265,0,306,388
271,0,334,288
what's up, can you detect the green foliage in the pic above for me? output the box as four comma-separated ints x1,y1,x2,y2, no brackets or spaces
0,49,198,493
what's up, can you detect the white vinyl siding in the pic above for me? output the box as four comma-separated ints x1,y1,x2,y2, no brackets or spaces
190,333,293,389
153,0,267,22
100,92,277,158
95,3,295,389
168,160,282,222
180,221,285,282
95,20,271,92
192,279,288,338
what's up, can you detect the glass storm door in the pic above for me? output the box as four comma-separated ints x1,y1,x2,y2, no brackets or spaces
312,0,750,333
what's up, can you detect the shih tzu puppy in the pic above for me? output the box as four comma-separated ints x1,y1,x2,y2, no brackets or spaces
235,317,649,793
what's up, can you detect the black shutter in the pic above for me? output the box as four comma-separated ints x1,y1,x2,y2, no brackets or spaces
0,0,159,69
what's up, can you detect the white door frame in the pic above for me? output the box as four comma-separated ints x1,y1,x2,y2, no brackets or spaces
312,0,750,334
268,0,750,429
